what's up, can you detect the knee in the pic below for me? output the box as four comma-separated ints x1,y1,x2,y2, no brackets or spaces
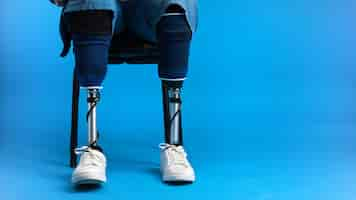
157,12,192,42
156,12,192,80
156,5,193,56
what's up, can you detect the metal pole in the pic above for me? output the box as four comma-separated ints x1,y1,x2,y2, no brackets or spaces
87,89,99,145
168,88,182,145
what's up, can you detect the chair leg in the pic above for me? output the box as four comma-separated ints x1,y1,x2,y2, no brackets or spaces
70,69,80,168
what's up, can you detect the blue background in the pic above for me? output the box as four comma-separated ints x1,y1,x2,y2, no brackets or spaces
1,0,356,199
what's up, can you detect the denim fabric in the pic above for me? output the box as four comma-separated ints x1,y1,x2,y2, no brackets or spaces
64,0,119,13
63,0,198,42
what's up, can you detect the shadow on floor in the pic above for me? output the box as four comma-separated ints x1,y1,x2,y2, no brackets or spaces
144,167,194,186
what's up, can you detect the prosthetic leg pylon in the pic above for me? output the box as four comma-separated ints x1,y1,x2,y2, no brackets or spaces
162,80,184,146
87,88,101,147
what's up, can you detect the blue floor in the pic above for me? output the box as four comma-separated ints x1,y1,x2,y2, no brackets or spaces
1,1,356,199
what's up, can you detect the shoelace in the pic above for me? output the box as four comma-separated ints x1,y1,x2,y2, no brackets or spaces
159,143,189,168
75,146,103,167
74,146,90,155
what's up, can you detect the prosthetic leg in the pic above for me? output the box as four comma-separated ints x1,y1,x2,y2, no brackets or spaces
159,80,196,183
68,10,112,184
86,87,102,150
157,7,192,145
162,80,184,146
157,7,196,182
68,10,113,153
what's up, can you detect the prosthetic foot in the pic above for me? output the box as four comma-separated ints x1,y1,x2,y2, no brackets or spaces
72,88,107,185
160,81,195,183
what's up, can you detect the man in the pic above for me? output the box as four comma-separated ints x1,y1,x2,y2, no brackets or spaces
51,0,198,185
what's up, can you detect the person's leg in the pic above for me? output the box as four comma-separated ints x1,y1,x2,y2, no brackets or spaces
126,0,198,183
66,10,113,185
156,5,196,183
157,9,192,146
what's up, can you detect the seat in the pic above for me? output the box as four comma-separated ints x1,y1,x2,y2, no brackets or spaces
69,29,160,168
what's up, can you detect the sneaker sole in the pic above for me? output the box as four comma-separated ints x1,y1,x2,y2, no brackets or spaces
72,171,106,185
163,174,195,183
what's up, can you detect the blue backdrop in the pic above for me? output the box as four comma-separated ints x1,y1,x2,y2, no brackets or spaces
1,1,356,199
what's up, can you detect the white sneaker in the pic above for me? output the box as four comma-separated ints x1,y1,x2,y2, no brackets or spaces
159,143,196,182
71,146,107,185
